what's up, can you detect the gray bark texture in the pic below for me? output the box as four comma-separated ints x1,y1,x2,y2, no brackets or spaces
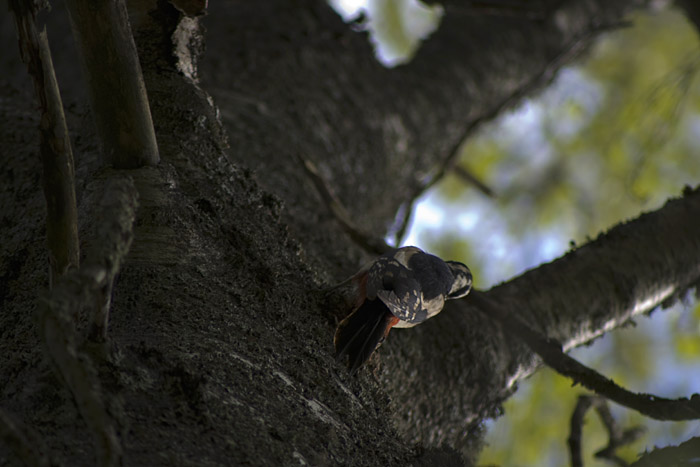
2,0,699,466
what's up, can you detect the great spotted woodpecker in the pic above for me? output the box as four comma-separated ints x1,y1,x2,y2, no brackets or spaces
334,246,472,374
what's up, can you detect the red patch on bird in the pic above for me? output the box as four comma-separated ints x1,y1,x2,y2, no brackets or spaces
385,315,400,338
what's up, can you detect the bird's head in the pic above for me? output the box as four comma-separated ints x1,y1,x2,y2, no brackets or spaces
446,261,472,299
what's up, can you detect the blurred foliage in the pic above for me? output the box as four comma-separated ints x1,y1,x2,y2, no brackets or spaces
417,8,700,287
329,0,443,66
400,6,700,467
478,306,700,467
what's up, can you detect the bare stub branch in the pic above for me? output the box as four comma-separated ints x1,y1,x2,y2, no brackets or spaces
0,408,52,467
568,395,645,467
469,290,700,421
37,175,138,467
86,176,140,341
64,0,159,169
38,302,122,467
9,0,80,287
297,154,392,256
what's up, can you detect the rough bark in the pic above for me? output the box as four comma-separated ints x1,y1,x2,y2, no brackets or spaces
4,1,698,466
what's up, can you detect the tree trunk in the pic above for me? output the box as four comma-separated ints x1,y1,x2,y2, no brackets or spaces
3,1,698,466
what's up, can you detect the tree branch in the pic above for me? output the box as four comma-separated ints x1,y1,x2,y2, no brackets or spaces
389,19,631,246
593,401,646,466
629,436,700,467
452,165,497,198
469,290,700,421
86,176,140,341
568,395,645,467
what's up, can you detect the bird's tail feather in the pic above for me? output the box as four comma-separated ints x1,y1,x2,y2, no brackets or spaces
334,299,395,374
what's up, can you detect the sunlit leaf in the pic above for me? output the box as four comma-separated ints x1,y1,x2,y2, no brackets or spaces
365,0,443,67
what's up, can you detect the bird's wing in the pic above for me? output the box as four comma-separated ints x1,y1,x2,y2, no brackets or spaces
376,289,427,324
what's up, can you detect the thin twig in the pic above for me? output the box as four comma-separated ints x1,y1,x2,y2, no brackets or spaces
297,154,392,255
390,165,494,246
469,290,700,421
568,395,594,467
391,197,418,247
568,395,645,467
594,399,646,466
452,165,497,198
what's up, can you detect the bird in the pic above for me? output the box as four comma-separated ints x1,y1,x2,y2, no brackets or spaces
334,246,472,374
